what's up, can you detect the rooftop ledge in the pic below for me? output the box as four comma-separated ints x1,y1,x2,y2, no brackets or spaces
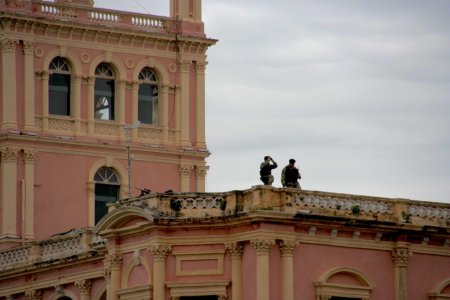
0,0,207,38
110,186,450,229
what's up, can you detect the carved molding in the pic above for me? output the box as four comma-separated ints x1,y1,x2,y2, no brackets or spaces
251,239,275,255
1,147,19,162
392,247,411,267
24,290,42,300
75,279,92,295
126,80,139,90
179,164,194,177
149,244,171,262
279,240,299,256
0,38,18,53
225,242,243,258
195,165,209,178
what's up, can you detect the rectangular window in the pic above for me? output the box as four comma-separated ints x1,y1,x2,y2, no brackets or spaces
49,73,71,116
95,78,115,120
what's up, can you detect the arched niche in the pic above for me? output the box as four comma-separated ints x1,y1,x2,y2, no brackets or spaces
429,278,450,300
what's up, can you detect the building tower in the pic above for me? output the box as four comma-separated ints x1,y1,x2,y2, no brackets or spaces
0,0,216,245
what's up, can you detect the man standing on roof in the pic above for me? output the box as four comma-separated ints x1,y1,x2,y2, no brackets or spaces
281,158,301,188
260,156,277,186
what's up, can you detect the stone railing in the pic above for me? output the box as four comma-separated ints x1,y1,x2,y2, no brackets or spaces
116,187,450,227
0,229,104,272
30,1,169,32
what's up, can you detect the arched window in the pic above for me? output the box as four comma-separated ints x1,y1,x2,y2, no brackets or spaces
94,167,120,224
138,67,159,125
49,57,71,116
95,63,115,121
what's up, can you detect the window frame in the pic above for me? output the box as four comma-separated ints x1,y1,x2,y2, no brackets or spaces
138,67,159,125
48,57,72,117
94,63,116,121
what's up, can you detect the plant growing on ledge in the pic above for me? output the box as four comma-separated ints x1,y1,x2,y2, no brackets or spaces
170,199,182,213
401,211,411,223
351,205,361,215
336,204,342,210
218,199,227,211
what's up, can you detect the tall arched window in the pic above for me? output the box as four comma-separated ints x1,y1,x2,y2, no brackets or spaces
94,167,120,224
138,67,159,125
95,63,115,121
49,57,71,116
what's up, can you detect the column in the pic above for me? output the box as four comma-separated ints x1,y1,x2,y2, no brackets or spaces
73,75,82,134
1,147,18,237
392,245,411,300
195,61,207,148
150,244,171,300
25,289,42,300
179,59,191,146
86,76,95,135
179,164,194,192
225,243,243,300
251,239,274,300
160,84,169,144
104,254,122,300
194,165,209,192
1,38,18,130
37,71,50,131
23,149,36,240
23,41,35,131
75,279,93,300
279,240,298,300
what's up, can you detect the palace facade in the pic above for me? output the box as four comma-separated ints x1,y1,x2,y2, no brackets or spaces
1,1,450,300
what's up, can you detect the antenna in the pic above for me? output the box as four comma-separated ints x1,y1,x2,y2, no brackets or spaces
123,121,141,198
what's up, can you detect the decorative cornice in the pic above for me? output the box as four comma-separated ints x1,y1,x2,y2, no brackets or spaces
279,240,299,256
179,164,194,177
225,242,243,258
149,244,171,262
24,289,42,300
392,246,411,267
195,165,209,178
251,239,275,255
1,147,19,162
75,279,92,295
0,38,18,54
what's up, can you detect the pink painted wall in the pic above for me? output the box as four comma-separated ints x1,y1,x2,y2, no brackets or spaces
242,243,257,300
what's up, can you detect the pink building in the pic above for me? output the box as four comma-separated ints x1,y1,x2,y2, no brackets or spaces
1,1,450,300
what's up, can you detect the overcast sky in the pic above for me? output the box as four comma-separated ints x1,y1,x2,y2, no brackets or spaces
95,1,450,203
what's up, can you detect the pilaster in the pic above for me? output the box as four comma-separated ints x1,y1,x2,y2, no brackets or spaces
195,61,207,148
225,243,243,300
251,239,275,300
150,244,171,300
279,240,298,300
129,80,140,139
179,59,192,146
23,41,35,131
23,149,36,240
75,279,93,300
179,164,194,192
24,289,42,300
36,71,50,131
1,38,18,130
392,245,411,300
160,84,169,143
194,165,209,192
1,147,19,238
104,254,123,300
85,76,95,135
73,75,82,134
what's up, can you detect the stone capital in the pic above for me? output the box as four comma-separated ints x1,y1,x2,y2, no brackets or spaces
195,61,208,74
225,242,243,258
1,147,19,162
279,239,299,256
35,71,50,80
0,38,18,53
23,41,34,55
149,244,171,261
104,253,123,270
25,290,42,300
75,279,92,295
178,59,192,72
179,164,194,177
195,165,209,178
251,239,275,255
392,246,411,267
23,149,36,163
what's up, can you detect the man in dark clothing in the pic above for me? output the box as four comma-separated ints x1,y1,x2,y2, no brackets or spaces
260,156,277,185
281,159,301,188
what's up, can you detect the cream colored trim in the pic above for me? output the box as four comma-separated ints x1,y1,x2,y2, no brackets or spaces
88,54,126,80
116,285,152,300
132,58,169,86
92,282,107,300
42,48,83,75
121,255,151,288
173,251,224,276
166,281,229,298
315,267,374,300
429,278,450,299
48,289,78,300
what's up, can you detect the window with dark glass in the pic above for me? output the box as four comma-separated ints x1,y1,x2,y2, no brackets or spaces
49,57,71,116
138,67,159,125
179,297,218,300
95,63,115,120
94,167,120,224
